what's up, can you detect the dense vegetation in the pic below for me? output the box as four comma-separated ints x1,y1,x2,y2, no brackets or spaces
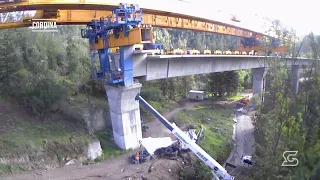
248,30,320,179
0,26,250,120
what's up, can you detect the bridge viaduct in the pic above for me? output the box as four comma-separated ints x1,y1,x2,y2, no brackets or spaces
106,52,312,149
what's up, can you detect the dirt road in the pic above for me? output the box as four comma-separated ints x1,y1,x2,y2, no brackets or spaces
1,153,182,180
0,98,237,180
224,108,255,179
231,112,255,166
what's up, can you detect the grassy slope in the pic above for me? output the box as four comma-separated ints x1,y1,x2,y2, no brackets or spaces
0,94,105,175
0,118,90,174
174,105,234,161
174,104,234,179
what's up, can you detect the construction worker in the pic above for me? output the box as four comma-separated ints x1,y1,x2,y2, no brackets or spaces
135,152,140,164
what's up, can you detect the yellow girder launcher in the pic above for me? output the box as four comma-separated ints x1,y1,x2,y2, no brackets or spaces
94,26,153,49
0,1,263,39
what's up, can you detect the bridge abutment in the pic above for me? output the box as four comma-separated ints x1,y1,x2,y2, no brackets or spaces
291,65,300,95
104,83,142,150
252,67,267,101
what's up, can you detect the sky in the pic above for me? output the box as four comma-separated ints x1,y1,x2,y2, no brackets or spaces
115,0,317,37
1,0,317,37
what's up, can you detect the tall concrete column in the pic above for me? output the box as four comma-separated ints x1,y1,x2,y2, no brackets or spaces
104,83,142,150
252,68,267,101
291,65,300,95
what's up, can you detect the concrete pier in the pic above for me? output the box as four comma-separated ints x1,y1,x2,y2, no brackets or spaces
291,65,300,95
105,83,142,150
252,67,267,94
252,67,267,101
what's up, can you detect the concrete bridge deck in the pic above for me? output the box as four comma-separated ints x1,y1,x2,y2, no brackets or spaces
127,53,313,80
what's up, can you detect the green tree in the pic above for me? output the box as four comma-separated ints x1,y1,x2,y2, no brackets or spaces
0,30,23,96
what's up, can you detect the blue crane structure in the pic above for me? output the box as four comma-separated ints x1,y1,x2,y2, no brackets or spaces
81,4,236,179
81,3,148,86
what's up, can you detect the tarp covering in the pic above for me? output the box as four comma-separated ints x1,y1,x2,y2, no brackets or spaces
141,137,176,155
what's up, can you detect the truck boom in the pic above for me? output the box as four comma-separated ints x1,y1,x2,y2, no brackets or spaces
136,94,235,180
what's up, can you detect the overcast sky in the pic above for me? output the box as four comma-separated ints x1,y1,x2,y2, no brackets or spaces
2,0,314,37
116,0,317,37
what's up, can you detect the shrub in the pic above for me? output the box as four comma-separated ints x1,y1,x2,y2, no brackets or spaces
23,77,67,119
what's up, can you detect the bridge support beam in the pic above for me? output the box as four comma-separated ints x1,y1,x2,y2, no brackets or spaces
291,65,300,95
104,83,142,150
252,67,267,101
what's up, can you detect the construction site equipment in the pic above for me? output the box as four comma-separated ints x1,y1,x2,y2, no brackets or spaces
180,125,205,151
241,155,253,166
109,47,120,53
188,90,206,101
136,95,235,180
215,50,222,55
134,125,204,165
81,3,152,86
165,48,184,55
186,49,201,55
240,96,250,105
131,150,151,164
143,43,164,55
231,15,241,22
234,51,240,55
134,44,144,50
204,49,212,54
238,36,285,55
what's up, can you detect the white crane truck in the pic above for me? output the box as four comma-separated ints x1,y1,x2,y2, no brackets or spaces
136,94,235,180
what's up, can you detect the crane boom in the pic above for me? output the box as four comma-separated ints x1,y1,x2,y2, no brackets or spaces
135,94,235,180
